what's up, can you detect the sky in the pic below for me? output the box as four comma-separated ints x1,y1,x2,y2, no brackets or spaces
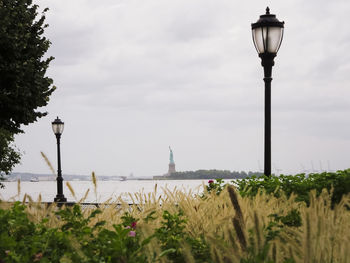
13,0,350,177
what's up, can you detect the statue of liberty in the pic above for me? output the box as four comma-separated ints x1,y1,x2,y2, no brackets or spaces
169,146,175,164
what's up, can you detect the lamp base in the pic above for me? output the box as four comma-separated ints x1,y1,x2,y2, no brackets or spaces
54,195,67,203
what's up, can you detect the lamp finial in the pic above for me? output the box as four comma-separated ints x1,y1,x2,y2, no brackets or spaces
266,7,270,14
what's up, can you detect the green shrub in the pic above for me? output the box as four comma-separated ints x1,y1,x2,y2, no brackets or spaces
0,202,81,262
237,169,350,206
205,179,226,195
0,202,151,262
154,210,211,263
2,170,350,262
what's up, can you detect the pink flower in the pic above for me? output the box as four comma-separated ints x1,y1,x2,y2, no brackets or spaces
208,180,214,184
128,231,136,237
34,252,43,262
131,221,137,229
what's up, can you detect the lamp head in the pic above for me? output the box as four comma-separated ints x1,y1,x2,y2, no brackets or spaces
52,116,64,135
251,7,284,55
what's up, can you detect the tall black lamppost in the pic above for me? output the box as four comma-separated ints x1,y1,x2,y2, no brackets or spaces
252,7,284,176
52,117,67,202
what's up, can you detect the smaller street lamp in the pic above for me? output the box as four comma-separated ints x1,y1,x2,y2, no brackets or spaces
52,116,67,203
252,7,284,176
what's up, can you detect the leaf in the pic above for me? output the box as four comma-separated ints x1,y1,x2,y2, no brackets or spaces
88,209,102,220
159,248,176,258
144,211,157,222
93,221,106,229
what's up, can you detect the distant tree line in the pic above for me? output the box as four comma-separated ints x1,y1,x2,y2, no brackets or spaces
168,170,263,180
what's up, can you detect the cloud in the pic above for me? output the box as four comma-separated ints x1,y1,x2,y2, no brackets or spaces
14,0,350,176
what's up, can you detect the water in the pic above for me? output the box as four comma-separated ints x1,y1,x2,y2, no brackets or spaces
0,180,208,203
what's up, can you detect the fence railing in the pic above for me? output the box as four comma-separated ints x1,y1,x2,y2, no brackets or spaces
21,201,139,209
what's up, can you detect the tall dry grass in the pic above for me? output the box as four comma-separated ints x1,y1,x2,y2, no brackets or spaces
40,151,56,176
1,180,350,262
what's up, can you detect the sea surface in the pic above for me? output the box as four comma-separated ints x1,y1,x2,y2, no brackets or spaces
0,180,209,203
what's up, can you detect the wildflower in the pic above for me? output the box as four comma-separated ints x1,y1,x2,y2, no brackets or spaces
208,180,214,184
129,231,136,237
5,250,10,256
34,252,43,262
131,221,137,229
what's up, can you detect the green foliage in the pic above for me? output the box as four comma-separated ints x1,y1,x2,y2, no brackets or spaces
0,0,55,135
121,212,138,228
0,0,55,176
2,170,350,262
241,209,301,263
241,228,293,263
0,128,20,187
0,204,212,262
0,202,35,262
155,210,187,262
264,208,302,245
241,245,296,263
237,169,350,206
0,203,151,262
273,208,302,228
1,173,349,263
154,210,211,263
0,202,80,262
93,224,150,263
205,179,226,195
241,242,273,263
55,206,151,263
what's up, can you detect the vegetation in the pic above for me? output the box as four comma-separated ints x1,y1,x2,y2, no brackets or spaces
168,169,262,180
0,0,55,180
0,129,20,187
236,169,350,207
1,170,350,262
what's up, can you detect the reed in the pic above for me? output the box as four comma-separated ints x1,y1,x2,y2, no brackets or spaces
17,178,20,197
91,171,97,188
66,181,76,201
253,210,262,251
1,180,350,262
232,217,247,252
91,171,97,201
79,189,90,203
227,185,243,223
40,151,56,176
22,193,27,204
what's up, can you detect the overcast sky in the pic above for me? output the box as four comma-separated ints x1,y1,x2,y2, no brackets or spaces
13,0,350,177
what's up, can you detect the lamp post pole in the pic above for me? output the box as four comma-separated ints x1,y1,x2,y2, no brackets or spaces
252,7,284,176
262,53,275,176
52,117,67,203
54,133,66,202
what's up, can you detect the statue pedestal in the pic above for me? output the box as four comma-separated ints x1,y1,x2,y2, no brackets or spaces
168,163,176,174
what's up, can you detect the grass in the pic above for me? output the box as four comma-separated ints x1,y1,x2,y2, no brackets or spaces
1,177,350,262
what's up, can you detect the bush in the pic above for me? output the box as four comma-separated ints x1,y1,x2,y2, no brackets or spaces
1,170,350,262
0,202,151,262
237,169,350,206
154,210,210,263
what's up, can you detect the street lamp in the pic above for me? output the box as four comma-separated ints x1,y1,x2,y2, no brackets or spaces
52,116,67,202
252,7,284,176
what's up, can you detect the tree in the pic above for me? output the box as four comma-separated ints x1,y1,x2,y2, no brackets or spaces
0,0,55,181
0,129,21,188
